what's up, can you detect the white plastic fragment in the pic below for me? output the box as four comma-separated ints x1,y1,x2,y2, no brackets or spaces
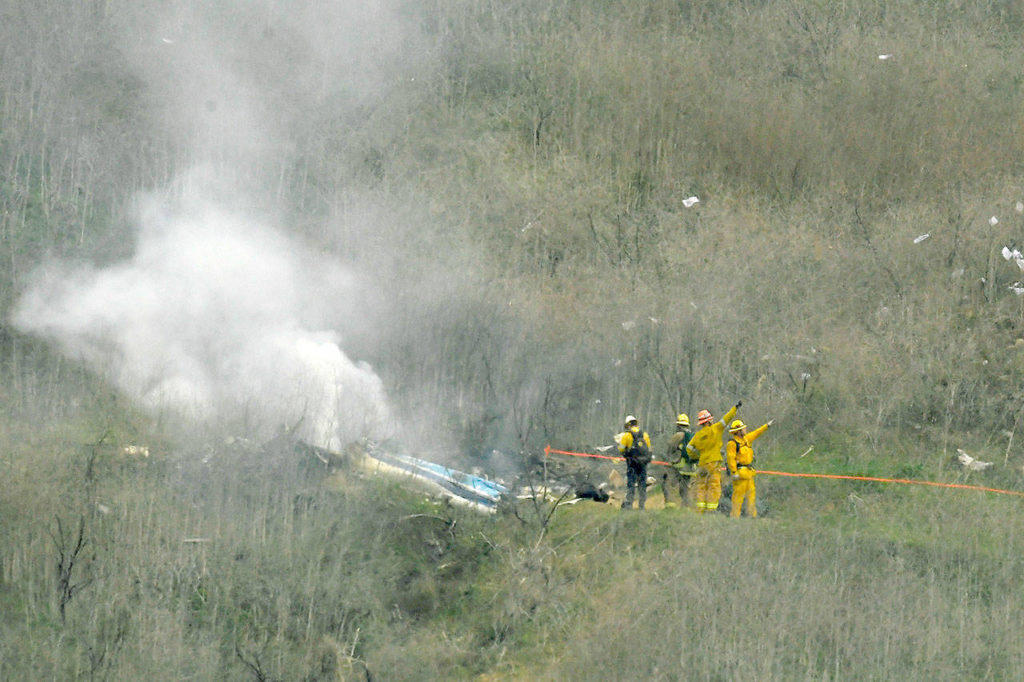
913,233,930,244
989,216,999,226
682,196,700,208
621,320,636,330
878,54,893,60
1016,201,1024,213
1001,246,1024,271
1010,283,1024,296
957,448,994,471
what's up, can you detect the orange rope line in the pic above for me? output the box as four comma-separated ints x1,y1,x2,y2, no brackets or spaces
544,446,672,467
756,469,1024,497
544,446,1024,499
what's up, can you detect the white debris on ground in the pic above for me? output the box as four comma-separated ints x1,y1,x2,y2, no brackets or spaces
514,483,572,502
121,445,150,457
682,196,700,208
913,233,930,244
956,448,994,472
989,216,999,226
1001,246,1024,271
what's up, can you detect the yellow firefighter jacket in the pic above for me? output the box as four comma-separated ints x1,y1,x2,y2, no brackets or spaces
726,423,770,477
685,405,738,468
617,428,651,453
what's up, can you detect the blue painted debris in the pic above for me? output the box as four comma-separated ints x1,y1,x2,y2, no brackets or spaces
362,444,508,513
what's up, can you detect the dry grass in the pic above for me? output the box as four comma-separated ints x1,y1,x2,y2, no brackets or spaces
2,410,1023,680
4,1,1024,677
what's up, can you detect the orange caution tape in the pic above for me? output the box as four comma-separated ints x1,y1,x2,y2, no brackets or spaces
544,445,1024,498
756,469,1024,498
544,445,673,467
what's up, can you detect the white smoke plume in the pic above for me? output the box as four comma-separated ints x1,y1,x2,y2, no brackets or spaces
8,0,432,449
13,175,391,450
11,1,435,449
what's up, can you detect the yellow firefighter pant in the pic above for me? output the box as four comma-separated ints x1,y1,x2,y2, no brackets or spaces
731,469,756,517
695,463,721,512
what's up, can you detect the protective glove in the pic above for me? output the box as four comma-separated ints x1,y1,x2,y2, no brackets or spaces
735,400,743,409
767,419,775,427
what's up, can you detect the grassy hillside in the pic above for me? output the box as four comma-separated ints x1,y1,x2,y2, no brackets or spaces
2,426,1022,680
3,0,1024,678
4,0,1024,453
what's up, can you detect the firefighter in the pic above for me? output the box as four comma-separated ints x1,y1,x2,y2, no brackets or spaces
663,413,695,508
617,415,652,509
685,401,741,513
726,417,774,518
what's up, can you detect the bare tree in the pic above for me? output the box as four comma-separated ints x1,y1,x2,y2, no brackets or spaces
50,514,91,624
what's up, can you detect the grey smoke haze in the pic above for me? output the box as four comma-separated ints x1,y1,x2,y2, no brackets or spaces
14,173,391,449
12,1,430,448
131,0,420,163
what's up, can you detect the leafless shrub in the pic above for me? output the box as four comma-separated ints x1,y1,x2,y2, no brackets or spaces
50,514,91,625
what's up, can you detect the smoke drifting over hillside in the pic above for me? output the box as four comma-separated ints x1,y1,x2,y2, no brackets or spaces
133,0,417,163
14,177,391,448
11,1,426,448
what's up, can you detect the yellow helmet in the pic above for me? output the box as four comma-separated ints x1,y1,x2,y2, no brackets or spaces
676,413,690,427
729,419,746,433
